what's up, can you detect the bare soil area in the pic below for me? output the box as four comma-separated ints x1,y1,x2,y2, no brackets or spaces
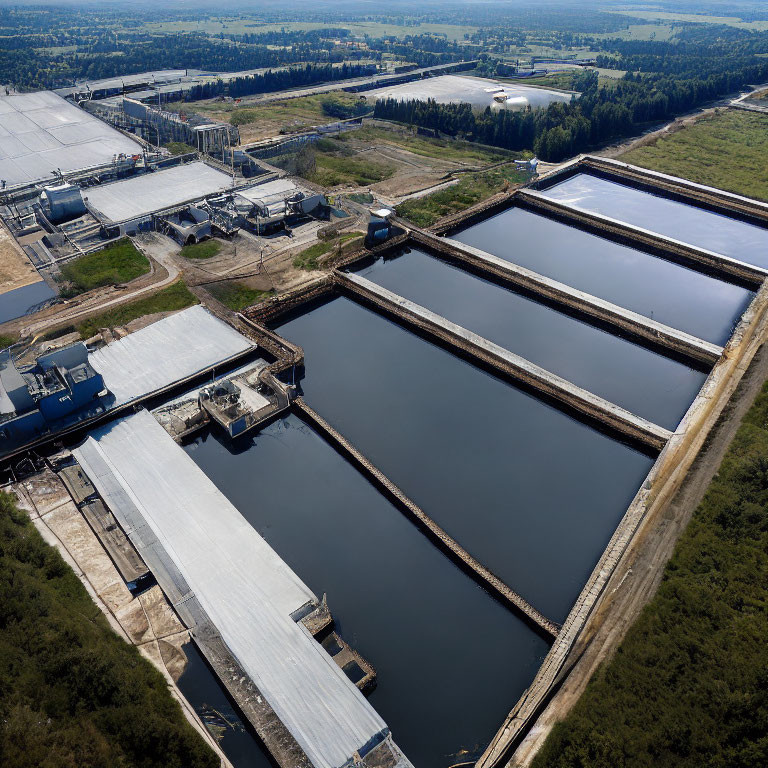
0,220,41,294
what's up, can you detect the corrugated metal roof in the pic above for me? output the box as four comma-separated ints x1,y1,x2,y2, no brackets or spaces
74,409,390,768
84,162,234,223
237,178,301,206
0,91,141,187
89,305,254,407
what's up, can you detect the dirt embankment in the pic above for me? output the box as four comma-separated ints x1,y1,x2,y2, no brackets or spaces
512,337,768,766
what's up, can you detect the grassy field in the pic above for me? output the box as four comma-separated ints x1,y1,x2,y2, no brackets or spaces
531,377,768,768
192,92,370,142
293,232,362,270
181,240,221,260
207,281,273,311
58,239,149,295
338,124,518,164
608,9,768,32
77,281,198,339
0,491,217,768
510,72,580,90
396,166,527,227
145,19,477,42
621,110,768,201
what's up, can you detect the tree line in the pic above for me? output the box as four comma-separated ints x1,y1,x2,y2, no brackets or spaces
374,49,768,162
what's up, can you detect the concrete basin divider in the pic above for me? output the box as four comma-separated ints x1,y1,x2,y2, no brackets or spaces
407,227,724,367
335,270,673,453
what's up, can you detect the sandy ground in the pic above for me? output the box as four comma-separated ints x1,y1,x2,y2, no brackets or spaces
511,335,768,766
0,219,41,294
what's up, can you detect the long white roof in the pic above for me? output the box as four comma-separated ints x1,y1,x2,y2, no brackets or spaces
73,409,389,768
84,162,233,223
89,305,254,407
0,90,141,187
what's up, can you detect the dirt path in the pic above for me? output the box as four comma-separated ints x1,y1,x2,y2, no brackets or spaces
511,338,768,766
0,233,180,340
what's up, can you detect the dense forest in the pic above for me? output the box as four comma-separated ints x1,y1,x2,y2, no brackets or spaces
0,491,217,768
531,379,768,768
375,29,768,161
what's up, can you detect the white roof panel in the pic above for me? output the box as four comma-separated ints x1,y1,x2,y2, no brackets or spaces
73,410,389,768
0,90,141,187
84,162,233,223
89,305,255,407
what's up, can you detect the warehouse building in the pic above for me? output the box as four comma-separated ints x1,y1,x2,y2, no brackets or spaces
0,90,141,189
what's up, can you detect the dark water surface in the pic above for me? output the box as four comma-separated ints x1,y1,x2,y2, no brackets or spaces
450,205,752,345
177,642,275,768
354,247,706,430
0,280,56,324
539,172,768,269
277,296,655,622
185,416,549,768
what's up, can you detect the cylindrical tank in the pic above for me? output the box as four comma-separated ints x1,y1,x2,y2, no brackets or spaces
40,183,86,223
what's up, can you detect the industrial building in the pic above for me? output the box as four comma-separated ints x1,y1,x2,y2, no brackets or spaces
365,74,577,112
0,343,106,447
0,305,255,460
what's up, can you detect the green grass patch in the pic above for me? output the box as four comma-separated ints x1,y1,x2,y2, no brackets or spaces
164,141,197,156
58,238,150,295
0,334,16,351
293,232,362,270
396,166,527,227
340,125,518,164
207,282,273,311
312,152,393,187
181,240,221,260
77,281,197,339
532,379,768,768
505,71,579,91
621,110,768,202
0,491,218,768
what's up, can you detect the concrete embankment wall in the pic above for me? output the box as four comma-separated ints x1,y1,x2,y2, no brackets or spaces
475,277,768,768
337,271,672,453
406,229,722,367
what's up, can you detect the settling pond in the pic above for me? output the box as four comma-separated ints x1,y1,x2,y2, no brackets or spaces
181,197,748,765
185,416,549,768
351,246,707,429
538,172,768,269
449,204,753,345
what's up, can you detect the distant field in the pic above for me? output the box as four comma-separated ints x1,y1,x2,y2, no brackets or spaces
595,22,679,41
621,109,768,202
608,9,768,31
190,92,368,143
145,19,478,42
338,125,516,165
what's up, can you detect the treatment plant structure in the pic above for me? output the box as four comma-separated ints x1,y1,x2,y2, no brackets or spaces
3,77,768,768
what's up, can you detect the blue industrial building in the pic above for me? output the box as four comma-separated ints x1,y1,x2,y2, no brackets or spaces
0,343,107,449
